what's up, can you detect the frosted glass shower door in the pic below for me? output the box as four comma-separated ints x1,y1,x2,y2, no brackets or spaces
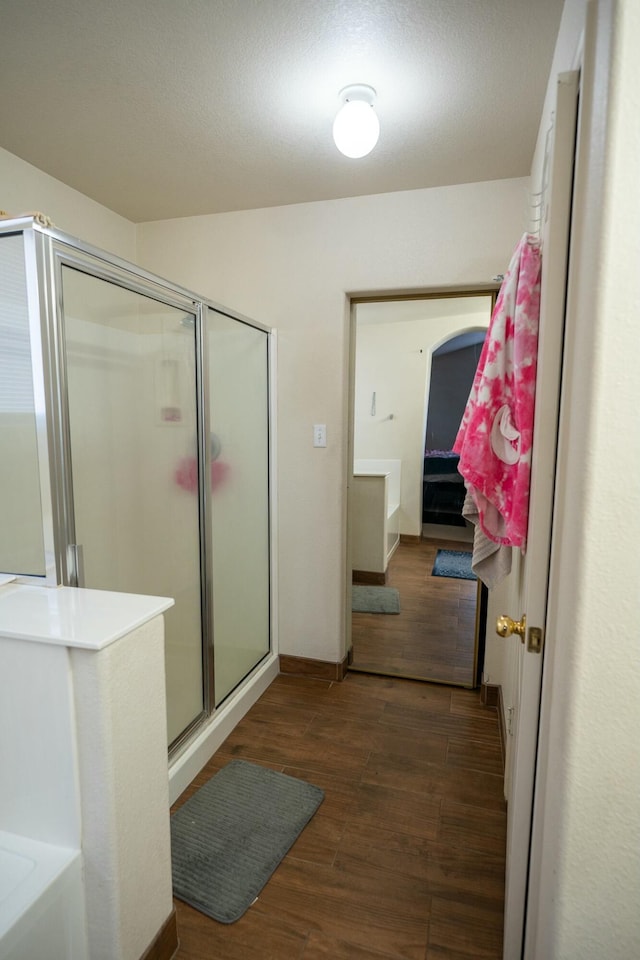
208,309,270,705
0,233,46,576
61,267,204,746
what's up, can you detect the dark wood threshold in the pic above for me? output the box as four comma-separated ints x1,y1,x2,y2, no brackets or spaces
349,663,476,687
139,908,178,960
481,682,506,771
279,653,349,681
352,569,386,585
399,534,422,544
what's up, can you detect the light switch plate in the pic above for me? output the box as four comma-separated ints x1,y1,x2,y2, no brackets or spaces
313,424,327,447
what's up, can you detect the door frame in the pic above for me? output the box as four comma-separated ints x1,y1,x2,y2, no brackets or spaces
345,288,498,673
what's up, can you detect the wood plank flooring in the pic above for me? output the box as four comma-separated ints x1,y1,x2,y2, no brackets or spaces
172,671,506,960
352,539,478,685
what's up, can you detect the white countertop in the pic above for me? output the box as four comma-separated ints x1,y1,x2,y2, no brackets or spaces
0,583,174,650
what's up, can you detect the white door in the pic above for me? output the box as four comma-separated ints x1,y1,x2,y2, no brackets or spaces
501,71,580,959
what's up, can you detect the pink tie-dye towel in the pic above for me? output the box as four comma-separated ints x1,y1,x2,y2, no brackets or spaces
454,235,541,549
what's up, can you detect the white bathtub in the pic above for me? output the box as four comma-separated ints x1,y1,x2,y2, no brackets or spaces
0,832,88,960
352,458,402,576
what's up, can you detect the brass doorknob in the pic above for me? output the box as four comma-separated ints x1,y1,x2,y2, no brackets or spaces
496,614,527,640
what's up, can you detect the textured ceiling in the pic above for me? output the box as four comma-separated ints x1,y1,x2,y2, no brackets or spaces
0,0,563,222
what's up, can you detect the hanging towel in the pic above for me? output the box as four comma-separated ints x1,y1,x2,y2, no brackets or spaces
461,488,514,588
454,234,541,586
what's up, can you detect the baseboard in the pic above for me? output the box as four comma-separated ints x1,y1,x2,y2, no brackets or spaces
481,682,506,771
139,908,178,960
497,685,506,771
279,654,349,681
480,681,500,707
352,569,386,585
399,534,422,544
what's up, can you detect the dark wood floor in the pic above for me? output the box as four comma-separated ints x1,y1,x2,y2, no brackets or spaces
352,539,478,686
172,671,506,959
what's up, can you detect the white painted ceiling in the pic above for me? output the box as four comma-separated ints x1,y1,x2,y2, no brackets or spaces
1,0,564,223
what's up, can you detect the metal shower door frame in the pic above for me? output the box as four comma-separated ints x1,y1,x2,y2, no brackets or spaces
1,216,274,756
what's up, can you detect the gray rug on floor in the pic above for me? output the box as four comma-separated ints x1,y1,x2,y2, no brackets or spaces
171,759,324,923
352,584,400,614
432,548,475,580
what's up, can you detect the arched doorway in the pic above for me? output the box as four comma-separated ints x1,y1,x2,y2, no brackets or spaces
422,328,486,535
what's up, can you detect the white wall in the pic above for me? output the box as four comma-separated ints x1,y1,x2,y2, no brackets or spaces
137,178,528,662
0,146,136,259
353,310,490,536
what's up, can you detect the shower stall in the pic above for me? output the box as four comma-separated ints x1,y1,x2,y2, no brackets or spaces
0,217,276,770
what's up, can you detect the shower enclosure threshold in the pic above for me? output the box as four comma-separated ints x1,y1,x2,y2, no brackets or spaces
168,653,279,804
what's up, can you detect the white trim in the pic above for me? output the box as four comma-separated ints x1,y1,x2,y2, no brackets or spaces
269,327,279,672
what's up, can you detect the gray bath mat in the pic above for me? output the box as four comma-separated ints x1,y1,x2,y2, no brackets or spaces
170,759,324,923
352,584,400,614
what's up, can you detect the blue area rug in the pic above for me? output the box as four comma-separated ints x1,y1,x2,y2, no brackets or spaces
432,549,475,581
171,760,324,923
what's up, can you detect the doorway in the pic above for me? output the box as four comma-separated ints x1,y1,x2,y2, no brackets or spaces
347,292,495,687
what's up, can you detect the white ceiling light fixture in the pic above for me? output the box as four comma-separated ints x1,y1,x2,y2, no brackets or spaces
332,84,380,159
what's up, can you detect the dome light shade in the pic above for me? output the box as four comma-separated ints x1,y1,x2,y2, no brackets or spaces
332,85,380,159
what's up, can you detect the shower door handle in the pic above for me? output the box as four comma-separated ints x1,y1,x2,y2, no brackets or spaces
68,543,85,587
